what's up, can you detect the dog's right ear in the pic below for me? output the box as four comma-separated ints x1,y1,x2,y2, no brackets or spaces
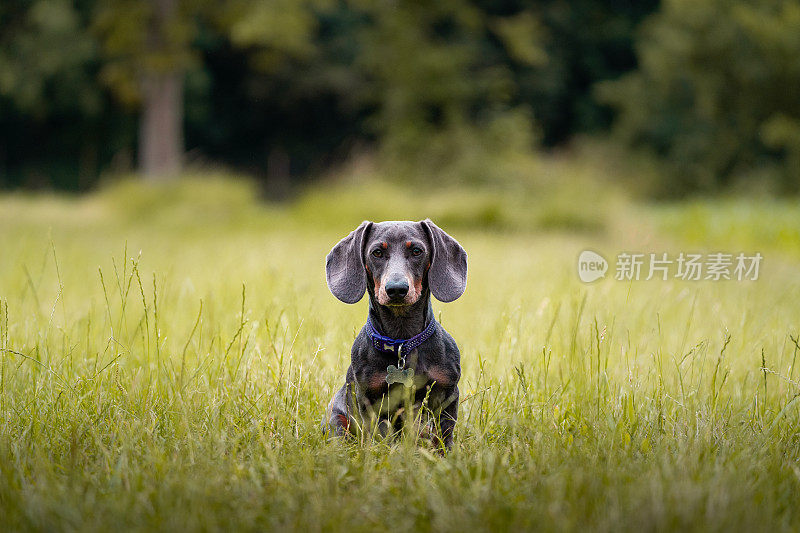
326,221,373,303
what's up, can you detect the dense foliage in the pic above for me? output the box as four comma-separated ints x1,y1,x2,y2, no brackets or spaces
0,0,656,189
1,0,798,194
599,0,800,195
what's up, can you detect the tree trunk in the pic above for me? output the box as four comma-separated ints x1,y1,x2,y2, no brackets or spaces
139,0,183,180
139,71,183,180
265,145,291,201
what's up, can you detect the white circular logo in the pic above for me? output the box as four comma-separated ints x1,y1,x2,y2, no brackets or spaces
578,250,608,283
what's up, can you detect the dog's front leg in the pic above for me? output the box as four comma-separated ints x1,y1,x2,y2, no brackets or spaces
324,384,353,437
326,382,386,439
342,382,395,443
435,385,459,451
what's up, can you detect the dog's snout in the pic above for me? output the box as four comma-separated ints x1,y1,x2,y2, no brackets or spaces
385,279,409,300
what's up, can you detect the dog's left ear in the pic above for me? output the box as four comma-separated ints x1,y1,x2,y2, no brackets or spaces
421,219,467,302
326,221,373,303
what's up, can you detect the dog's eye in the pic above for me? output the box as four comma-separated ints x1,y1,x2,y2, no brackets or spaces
371,249,384,258
411,247,423,257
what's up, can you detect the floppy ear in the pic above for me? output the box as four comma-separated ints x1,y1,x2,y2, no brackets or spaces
421,219,467,302
326,221,373,303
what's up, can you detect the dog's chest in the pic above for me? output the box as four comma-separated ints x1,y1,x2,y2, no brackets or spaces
361,350,455,413
364,349,453,388
372,379,441,416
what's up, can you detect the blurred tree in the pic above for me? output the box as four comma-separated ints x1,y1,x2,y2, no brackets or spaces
598,0,800,195
111,0,365,188
93,0,320,180
0,1,98,116
539,0,658,144
94,0,198,179
0,0,123,188
474,0,658,145
342,0,541,183
188,0,547,186
0,0,663,191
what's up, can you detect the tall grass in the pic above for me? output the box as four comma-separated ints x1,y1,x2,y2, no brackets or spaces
0,175,798,531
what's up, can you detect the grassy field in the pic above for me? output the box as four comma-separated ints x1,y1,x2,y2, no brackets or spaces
0,174,799,531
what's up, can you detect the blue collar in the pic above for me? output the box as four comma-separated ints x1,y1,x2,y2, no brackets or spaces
366,316,437,358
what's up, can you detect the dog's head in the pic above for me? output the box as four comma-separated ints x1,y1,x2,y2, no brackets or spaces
325,219,467,306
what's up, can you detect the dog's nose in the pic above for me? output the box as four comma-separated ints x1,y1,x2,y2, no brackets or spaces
385,279,409,300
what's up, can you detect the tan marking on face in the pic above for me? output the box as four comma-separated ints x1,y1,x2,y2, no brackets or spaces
405,241,412,248
375,273,385,303
380,241,388,249
405,276,422,305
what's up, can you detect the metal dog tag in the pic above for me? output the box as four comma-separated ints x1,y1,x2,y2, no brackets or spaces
385,365,414,387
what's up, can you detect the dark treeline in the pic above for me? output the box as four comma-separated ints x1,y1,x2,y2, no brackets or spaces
1,0,798,195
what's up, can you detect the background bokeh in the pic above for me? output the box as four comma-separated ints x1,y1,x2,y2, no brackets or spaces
1,0,798,196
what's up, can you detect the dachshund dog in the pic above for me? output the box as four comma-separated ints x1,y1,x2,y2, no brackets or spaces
323,219,467,450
